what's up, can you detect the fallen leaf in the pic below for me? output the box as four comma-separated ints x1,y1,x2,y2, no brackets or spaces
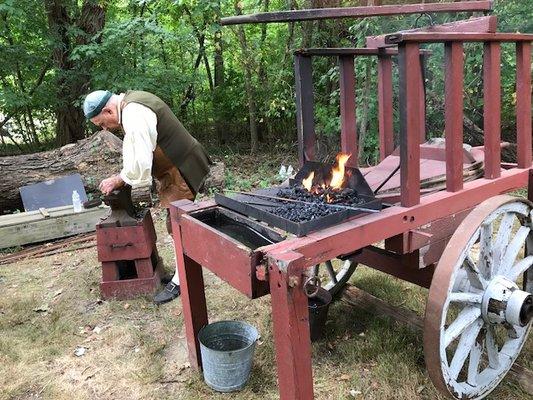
339,374,351,381
123,303,130,310
349,389,362,397
417,385,425,394
74,346,87,357
358,332,366,337
92,326,102,334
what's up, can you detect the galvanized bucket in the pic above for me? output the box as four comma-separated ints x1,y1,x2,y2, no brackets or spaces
198,320,259,392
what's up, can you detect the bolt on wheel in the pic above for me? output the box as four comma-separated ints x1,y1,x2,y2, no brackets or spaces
424,195,533,400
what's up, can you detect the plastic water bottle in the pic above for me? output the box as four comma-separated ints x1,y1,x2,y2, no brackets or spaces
72,190,82,212
278,165,287,180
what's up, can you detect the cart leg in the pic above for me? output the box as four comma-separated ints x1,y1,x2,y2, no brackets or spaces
269,259,314,400
172,224,208,370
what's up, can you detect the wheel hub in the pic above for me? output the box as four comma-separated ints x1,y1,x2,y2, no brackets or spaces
481,275,532,326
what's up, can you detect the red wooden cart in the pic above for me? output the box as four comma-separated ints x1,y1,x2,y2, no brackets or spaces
170,2,532,399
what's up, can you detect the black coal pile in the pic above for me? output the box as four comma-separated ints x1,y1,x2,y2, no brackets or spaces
268,202,336,222
265,185,364,223
278,186,365,206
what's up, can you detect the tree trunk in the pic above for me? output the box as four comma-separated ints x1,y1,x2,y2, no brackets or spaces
0,131,123,213
214,0,225,144
45,0,105,145
235,2,259,154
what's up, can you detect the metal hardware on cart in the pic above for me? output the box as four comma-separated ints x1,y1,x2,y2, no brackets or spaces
304,276,322,298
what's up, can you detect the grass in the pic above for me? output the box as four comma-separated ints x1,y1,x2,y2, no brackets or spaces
0,153,531,400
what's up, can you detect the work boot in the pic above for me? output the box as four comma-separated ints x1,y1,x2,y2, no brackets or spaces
154,282,181,305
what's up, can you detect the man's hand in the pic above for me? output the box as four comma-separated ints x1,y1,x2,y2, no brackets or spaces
99,175,125,195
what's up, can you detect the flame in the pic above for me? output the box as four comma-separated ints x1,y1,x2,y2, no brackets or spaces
302,171,314,191
329,153,351,189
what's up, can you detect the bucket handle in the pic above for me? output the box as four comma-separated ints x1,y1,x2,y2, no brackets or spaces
304,276,322,298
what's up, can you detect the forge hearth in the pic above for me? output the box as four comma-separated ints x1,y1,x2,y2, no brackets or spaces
215,160,381,236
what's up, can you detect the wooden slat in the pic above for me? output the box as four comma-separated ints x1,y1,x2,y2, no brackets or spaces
398,42,421,207
377,54,394,161
220,1,494,25
516,42,532,168
366,16,498,48
419,53,427,143
483,41,501,179
339,55,357,167
386,32,533,44
294,54,315,166
295,48,399,56
445,41,465,192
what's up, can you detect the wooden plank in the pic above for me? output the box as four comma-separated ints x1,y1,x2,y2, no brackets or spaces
386,32,533,44
295,48,399,56
445,41,465,192
339,55,357,166
341,285,533,396
398,42,421,207
170,213,208,370
0,205,108,249
294,55,315,166
377,54,394,160
516,42,532,168
483,41,501,179
220,1,494,25
268,254,314,400
366,16,497,48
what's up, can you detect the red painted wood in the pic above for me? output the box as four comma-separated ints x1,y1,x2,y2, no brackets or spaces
377,54,394,160
262,168,530,266
339,55,357,166
100,266,162,300
96,212,156,262
179,214,257,298
399,42,421,207
386,32,533,45
135,257,154,279
419,54,427,143
295,48,400,56
445,41,465,191
516,42,532,168
295,55,315,166
101,261,119,281
483,41,502,179
366,16,497,48
268,257,314,400
170,211,208,370
352,246,434,288
220,1,494,25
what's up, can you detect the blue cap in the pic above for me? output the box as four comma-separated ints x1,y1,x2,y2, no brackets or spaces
83,90,113,119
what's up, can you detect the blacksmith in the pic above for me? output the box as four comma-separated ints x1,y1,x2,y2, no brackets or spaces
83,90,211,304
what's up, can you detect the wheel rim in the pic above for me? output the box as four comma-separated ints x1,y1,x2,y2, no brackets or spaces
424,195,533,400
311,259,357,296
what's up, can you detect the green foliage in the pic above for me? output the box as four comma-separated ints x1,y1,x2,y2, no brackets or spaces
0,0,531,160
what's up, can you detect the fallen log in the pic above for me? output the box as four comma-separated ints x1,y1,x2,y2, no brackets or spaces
341,284,533,395
0,130,225,213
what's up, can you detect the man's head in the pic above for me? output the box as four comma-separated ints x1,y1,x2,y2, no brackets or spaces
83,90,120,131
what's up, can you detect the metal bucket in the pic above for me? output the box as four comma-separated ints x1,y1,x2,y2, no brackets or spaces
198,320,259,392
308,287,332,341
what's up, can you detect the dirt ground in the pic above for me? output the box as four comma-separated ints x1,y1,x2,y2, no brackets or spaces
1,153,532,400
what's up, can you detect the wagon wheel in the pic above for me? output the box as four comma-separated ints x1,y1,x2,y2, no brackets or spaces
311,259,357,297
424,195,533,400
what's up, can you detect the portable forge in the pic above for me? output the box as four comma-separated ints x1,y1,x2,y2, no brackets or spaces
171,3,533,399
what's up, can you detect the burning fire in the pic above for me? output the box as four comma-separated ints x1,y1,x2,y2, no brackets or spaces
302,171,314,191
300,153,351,202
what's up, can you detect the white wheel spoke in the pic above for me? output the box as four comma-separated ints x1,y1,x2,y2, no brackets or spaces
325,260,337,283
479,223,494,278
499,226,530,276
507,255,533,282
444,307,482,348
467,335,483,386
463,256,486,289
449,319,483,380
493,213,516,269
486,326,500,369
449,292,483,304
